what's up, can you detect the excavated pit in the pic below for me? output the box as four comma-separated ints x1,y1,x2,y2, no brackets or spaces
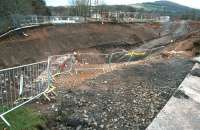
1,21,200,129
0,23,158,69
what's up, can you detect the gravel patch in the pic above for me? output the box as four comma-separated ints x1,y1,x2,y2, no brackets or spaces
48,58,193,130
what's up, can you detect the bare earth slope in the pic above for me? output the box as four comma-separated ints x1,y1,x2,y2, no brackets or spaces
0,24,157,68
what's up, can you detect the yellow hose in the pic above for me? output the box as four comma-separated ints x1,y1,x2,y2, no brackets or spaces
127,50,146,57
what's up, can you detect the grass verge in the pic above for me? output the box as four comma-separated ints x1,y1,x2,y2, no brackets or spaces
0,106,46,130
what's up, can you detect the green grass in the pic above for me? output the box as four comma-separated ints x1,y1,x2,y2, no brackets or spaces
0,106,46,130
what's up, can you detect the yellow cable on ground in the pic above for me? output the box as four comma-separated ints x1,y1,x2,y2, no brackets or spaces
43,85,57,101
127,50,146,57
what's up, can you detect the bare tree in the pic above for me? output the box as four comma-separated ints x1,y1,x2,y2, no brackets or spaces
72,0,90,21
69,0,105,21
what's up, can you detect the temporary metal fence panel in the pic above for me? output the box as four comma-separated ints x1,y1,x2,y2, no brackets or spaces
47,53,113,90
73,53,110,74
0,50,148,126
48,53,111,77
0,61,48,126
47,51,149,98
48,54,75,78
13,15,84,27
48,51,147,77
0,15,85,38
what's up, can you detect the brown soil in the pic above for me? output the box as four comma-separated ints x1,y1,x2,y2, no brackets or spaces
0,23,157,69
189,21,200,31
2,21,199,129
144,23,161,29
161,31,200,58
54,60,145,91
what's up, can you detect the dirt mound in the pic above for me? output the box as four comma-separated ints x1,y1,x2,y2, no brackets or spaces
162,37,200,58
0,23,158,69
189,21,200,31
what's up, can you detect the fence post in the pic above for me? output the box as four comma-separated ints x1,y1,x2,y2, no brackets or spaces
0,61,49,127
43,57,57,101
19,74,23,96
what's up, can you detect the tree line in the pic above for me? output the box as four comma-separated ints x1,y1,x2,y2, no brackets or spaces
0,0,50,33
49,0,136,17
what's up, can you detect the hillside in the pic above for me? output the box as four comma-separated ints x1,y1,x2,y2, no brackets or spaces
49,1,200,20
131,1,200,19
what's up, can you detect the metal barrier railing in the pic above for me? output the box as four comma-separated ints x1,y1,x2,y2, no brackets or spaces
48,53,111,78
74,52,110,73
48,54,75,79
48,51,148,77
0,61,55,126
46,51,150,96
0,15,85,39
18,16,84,26
0,50,147,127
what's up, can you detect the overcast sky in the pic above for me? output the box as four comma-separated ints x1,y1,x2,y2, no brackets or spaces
45,0,200,9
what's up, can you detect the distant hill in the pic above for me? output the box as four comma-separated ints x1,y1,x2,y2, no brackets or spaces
130,0,200,19
48,1,200,20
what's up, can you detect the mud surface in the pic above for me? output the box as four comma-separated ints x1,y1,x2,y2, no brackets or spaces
0,23,157,69
45,58,193,130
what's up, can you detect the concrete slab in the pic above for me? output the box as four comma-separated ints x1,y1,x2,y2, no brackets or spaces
146,97,200,130
147,63,200,130
180,75,200,104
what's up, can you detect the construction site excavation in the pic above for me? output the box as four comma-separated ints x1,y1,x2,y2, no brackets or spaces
1,1,200,130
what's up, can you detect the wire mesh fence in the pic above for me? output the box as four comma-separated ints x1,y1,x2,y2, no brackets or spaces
48,53,112,77
0,61,48,126
48,51,148,90
12,15,85,27
48,54,75,78
20,16,84,26
73,52,110,74
48,51,148,79
0,15,85,38
0,49,148,126
48,52,112,90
